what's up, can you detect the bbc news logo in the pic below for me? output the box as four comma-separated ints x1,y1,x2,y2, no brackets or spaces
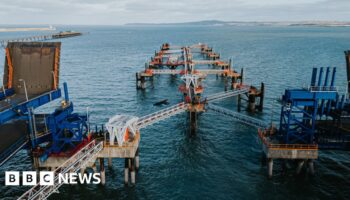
5,171,101,186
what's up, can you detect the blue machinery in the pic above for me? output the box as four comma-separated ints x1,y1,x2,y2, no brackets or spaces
279,67,337,144
278,67,350,148
0,83,89,165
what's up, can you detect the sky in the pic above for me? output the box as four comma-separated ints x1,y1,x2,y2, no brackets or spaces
0,0,349,25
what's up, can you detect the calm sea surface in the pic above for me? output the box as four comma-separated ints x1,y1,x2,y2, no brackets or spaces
0,25,350,199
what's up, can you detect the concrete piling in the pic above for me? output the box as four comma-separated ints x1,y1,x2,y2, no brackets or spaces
124,158,129,185
308,160,315,175
248,93,256,112
237,94,241,112
189,111,197,134
296,160,305,175
100,158,105,185
92,163,97,173
130,158,136,185
258,82,265,111
268,158,273,178
80,167,85,175
108,157,112,168
136,73,146,89
135,148,140,170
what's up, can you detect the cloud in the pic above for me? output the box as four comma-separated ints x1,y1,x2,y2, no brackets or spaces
0,0,348,25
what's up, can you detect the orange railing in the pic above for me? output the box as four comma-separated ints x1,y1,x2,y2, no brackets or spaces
258,128,318,150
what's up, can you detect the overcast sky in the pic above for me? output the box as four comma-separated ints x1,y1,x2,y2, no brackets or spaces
0,0,349,25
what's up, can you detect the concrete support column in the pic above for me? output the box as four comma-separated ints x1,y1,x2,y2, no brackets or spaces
130,158,136,185
237,94,241,112
308,160,315,175
108,157,112,168
258,82,265,111
92,163,97,173
136,73,140,89
141,77,146,89
124,158,129,185
100,158,105,185
296,160,305,175
80,167,85,175
33,156,39,169
189,111,197,134
135,148,140,171
232,77,237,89
268,158,273,178
248,94,256,112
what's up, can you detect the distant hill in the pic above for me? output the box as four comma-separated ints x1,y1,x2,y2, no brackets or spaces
125,20,350,27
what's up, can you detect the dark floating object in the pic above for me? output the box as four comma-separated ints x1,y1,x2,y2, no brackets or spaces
153,99,169,106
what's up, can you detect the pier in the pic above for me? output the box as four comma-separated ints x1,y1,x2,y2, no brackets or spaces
2,42,266,199
258,65,350,177
1,41,349,199
0,31,82,48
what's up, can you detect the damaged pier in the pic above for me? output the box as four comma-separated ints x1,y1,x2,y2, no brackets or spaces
137,43,265,133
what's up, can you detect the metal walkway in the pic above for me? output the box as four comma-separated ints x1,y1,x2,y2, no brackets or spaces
18,140,103,200
0,32,82,48
207,104,268,128
149,69,229,75
206,87,249,102
137,102,188,129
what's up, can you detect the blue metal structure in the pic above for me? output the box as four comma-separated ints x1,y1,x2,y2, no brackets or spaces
279,67,338,144
45,103,88,154
37,82,89,160
0,89,62,124
0,88,14,100
0,82,89,165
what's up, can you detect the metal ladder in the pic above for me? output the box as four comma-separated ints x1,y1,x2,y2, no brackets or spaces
207,104,268,128
18,140,103,200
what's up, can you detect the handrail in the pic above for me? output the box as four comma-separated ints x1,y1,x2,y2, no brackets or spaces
206,86,249,102
258,129,318,150
18,140,103,200
137,102,188,129
208,104,268,128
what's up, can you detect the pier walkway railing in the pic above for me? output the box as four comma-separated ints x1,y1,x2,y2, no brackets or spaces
137,102,188,129
0,34,57,48
207,104,268,129
146,69,230,75
18,140,103,200
206,87,249,102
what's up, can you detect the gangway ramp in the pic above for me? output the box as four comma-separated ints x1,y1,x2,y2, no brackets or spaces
208,104,268,128
18,140,103,200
